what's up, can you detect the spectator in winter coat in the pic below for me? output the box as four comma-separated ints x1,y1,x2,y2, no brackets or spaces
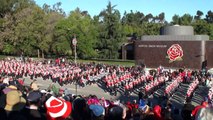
195,107,213,120
181,98,195,120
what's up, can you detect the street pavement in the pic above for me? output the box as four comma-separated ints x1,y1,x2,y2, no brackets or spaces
23,76,136,101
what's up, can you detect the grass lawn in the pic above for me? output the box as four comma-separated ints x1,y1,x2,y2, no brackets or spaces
0,55,135,66
0,55,7,59
77,59,135,67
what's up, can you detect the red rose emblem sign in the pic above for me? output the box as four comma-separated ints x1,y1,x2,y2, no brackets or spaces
167,44,183,62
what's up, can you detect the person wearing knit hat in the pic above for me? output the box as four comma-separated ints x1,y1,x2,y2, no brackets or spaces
45,96,72,120
89,104,105,119
21,90,45,120
5,90,26,111
8,85,18,90
2,85,17,94
30,81,39,91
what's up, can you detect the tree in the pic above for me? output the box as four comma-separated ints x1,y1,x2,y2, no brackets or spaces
98,1,126,59
0,0,35,54
53,8,98,59
179,14,193,25
144,13,153,22
40,2,64,58
205,10,213,23
192,19,209,35
171,14,193,25
0,0,19,18
171,14,180,25
158,12,165,23
11,6,46,56
143,22,162,35
194,10,203,20
121,11,145,38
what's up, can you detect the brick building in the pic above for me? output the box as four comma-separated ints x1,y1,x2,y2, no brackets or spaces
123,25,213,69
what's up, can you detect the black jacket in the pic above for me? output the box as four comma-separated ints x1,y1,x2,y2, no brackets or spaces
181,103,195,120
21,107,46,120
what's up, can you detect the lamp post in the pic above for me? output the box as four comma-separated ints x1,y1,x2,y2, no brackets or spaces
72,36,77,64
75,75,77,95
72,36,77,95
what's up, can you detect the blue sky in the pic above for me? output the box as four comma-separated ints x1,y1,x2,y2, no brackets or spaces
35,0,213,22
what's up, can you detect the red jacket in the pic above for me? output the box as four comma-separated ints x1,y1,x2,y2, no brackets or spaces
191,102,208,117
